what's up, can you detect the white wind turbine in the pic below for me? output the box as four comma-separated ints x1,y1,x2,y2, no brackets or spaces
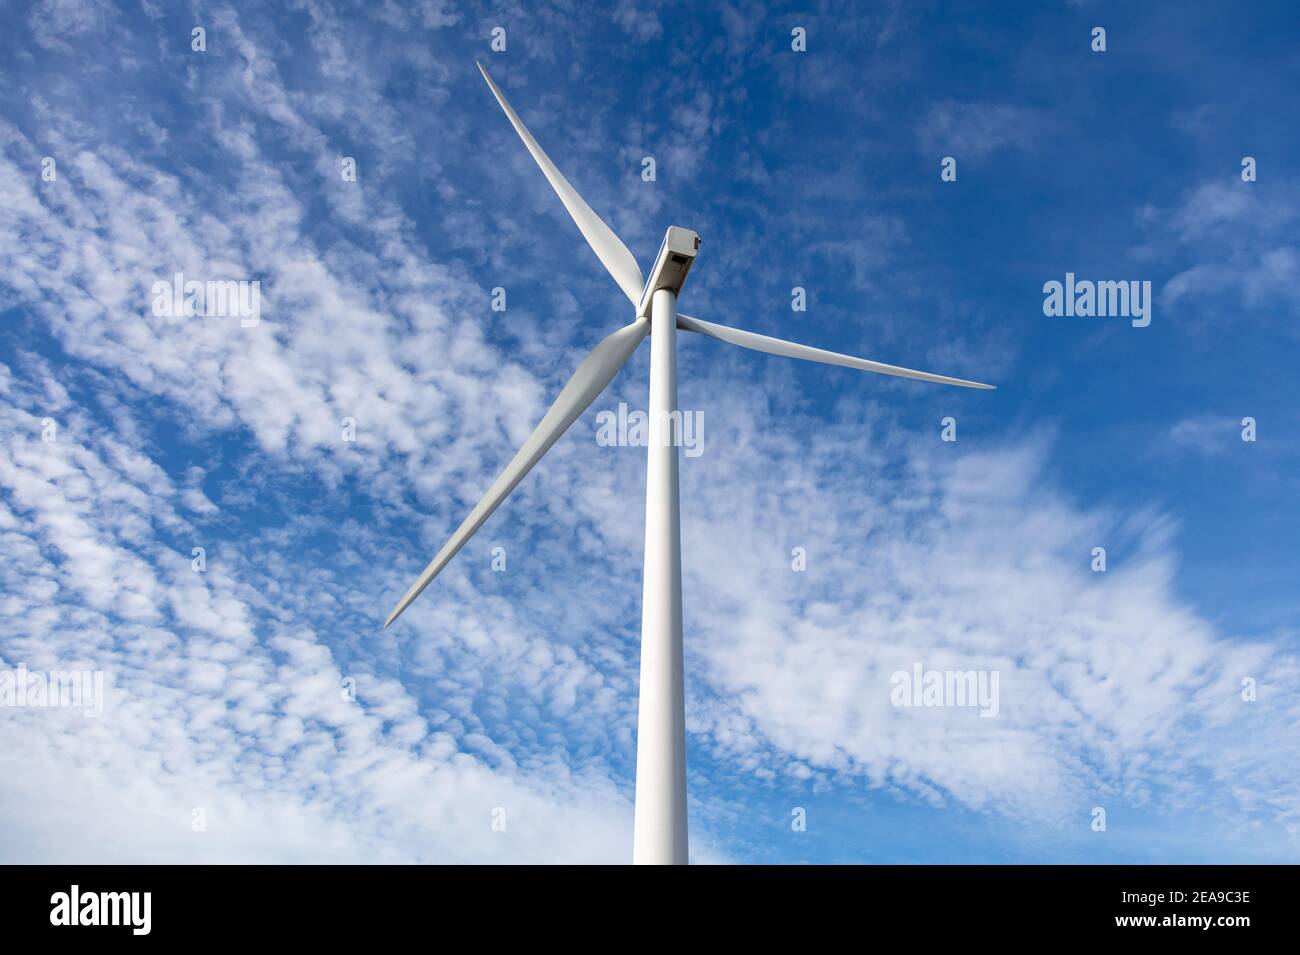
384,63,996,865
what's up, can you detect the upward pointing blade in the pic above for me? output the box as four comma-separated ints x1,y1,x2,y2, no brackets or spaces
677,313,996,390
477,62,645,307
384,319,650,628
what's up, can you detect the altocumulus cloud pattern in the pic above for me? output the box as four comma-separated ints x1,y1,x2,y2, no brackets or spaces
0,0,1298,864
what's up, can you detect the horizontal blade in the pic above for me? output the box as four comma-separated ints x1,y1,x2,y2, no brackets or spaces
385,320,650,627
677,314,996,390
478,61,645,307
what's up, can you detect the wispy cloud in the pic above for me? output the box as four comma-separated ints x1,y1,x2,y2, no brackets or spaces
1136,179,1300,323
915,100,1041,159
1167,414,1242,455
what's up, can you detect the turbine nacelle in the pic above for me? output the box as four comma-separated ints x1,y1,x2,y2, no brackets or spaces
636,226,700,319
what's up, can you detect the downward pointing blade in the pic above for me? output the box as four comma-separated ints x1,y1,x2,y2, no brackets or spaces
677,314,996,390
384,320,650,628
477,62,645,307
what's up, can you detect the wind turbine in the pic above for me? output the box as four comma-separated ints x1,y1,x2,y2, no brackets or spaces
384,63,996,865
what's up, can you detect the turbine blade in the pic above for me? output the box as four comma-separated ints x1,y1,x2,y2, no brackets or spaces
477,62,645,307
676,314,996,390
384,320,650,627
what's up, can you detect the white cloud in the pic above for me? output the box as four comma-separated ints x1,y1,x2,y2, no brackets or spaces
1167,414,1241,455
0,357,646,863
1138,179,1300,321
916,100,1040,159
671,391,1300,839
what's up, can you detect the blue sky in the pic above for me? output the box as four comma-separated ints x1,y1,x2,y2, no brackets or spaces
0,0,1297,863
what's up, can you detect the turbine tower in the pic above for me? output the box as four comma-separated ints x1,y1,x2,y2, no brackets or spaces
384,63,996,865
